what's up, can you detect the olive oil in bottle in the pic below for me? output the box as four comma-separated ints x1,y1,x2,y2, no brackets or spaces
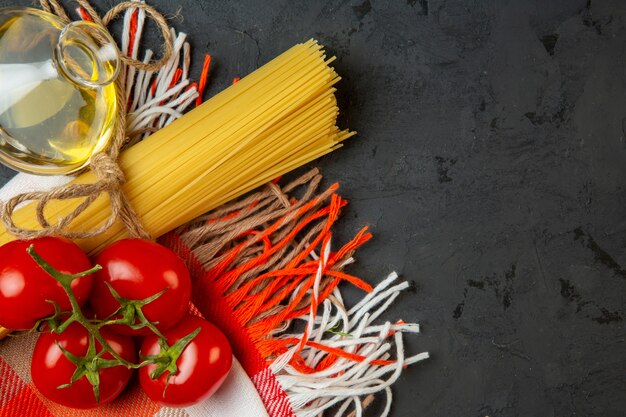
0,8,119,175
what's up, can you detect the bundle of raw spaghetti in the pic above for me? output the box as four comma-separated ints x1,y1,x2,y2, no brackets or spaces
0,39,351,255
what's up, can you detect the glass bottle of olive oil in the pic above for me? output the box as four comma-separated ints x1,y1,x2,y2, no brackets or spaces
0,7,119,175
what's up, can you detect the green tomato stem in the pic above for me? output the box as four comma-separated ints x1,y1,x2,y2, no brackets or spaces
27,245,132,367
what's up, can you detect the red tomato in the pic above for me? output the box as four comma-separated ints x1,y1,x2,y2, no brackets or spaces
31,322,136,409
90,239,191,336
0,237,93,330
139,314,232,406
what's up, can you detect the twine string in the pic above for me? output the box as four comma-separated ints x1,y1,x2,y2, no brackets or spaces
0,0,174,240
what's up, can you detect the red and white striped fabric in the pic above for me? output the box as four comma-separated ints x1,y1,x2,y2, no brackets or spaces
0,174,271,417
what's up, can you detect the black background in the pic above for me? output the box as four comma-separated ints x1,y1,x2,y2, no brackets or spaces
1,1,625,416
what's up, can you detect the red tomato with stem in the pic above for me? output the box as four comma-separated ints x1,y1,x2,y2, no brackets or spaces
139,314,232,406
0,237,93,330
90,239,192,336
31,322,136,409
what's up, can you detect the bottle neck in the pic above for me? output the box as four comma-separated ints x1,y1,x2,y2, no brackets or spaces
53,21,120,89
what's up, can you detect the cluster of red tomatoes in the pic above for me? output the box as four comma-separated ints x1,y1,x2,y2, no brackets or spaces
0,237,232,409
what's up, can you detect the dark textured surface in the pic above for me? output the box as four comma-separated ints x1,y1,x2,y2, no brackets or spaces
1,1,626,416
